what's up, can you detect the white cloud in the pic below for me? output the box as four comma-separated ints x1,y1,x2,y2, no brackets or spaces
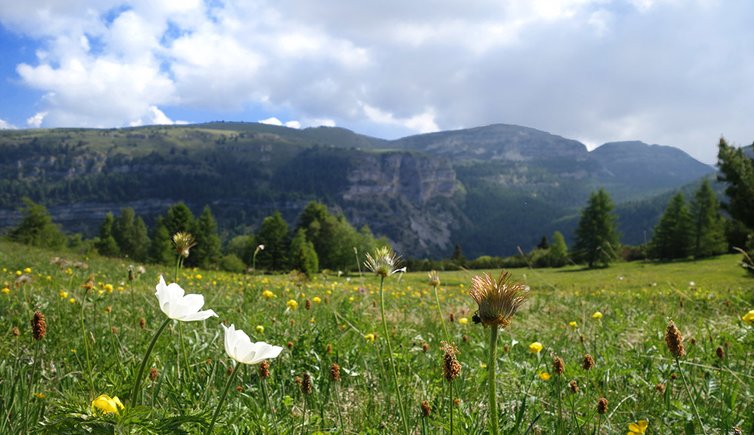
27,112,47,128
259,117,301,129
362,104,439,134
0,118,16,129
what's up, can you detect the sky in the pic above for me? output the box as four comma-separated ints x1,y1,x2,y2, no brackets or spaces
0,1,752,163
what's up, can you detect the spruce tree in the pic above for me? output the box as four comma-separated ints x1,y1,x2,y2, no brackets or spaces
256,211,290,271
649,193,693,260
690,179,727,258
96,212,120,257
149,216,174,265
289,228,319,277
548,231,569,267
131,216,151,262
194,205,222,269
10,198,66,249
572,189,620,268
717,137,754,230
164,202,196,237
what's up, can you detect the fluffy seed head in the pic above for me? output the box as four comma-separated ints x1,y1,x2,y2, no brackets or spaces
31,311,46,341
428,270,441,288
172,232,197,258
364,246,402,278
468,271,528,328
665,320,686,358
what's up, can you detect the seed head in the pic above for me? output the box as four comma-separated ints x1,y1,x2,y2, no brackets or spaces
330,363,341,382
655,383,666,394
441,342,461,382
139,317,146,329
149,368,159,381
569,380,579,393
11,326,20,337
468,271,528,328
31,311,46,341
364,246,403,278
422,342,430,353
305,299,312,310
582,354,595,371
716,346,725,360
420,400,431,417
428,270,441,288
301,372,313,395
665,320,686,358
259,360,270,379
553,356,565,376
172,232,197,259
597,397,608,415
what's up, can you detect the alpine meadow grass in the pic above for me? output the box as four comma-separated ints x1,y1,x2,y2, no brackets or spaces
1,239,754,433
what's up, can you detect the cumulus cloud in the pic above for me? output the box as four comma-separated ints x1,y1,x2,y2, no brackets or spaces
0,0,751,161
0,118,16,129
27,112,46,128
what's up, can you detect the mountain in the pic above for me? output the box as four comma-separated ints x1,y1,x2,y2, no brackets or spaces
0,123,716,258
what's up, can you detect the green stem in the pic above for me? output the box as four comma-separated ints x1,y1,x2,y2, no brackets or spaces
174,256,182,283
80,300,94,397
449,378,454,435
300,394,308,435
488,326,500,435
130,317,171,406
206,362,240,435
379,275,410,435
433,285,450,343
676,357,706,434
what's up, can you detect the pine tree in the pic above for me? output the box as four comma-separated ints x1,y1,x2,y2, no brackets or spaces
690,179,727,258
547,231,569,267
131,216,151,262
9,198,65,248
649,193,693,260
256,211,290,271
717,137,754,230
149,216,174,265
572,189,620,268
164,202,196,237
96,212,120,257
193,205,222,269
289,229,319,277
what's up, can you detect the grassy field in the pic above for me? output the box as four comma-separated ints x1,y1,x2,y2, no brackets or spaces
1,240,753,434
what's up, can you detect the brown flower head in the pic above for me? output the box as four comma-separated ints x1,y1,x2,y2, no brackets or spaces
330,363,341,382
716,345,725,361
139,317,146,329
149,367,159,381
301,372,313,395
428,270,441,288
259,360,271,379
468,271,528,328
31,311,46,341
441,342,461,382
172,232,197,259
11,326,20,337
665,320,686,358
597,397,608,415
569,380,579,393
420,400,431,417
655,383,666,394
364,246,404,278
582,353,595,371
553,356,565,376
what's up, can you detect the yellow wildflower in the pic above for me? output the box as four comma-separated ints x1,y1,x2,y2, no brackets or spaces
255,325,265,334
92,394,124,414
1,287,9,295
742,310,754,324
69,298,76,304
286,299,298,310
364,333,376,343
538,372,551,381
262,290,275,299
195,274,202,280
24,267,32,274
59,290,68,298
592,311,603,320
34,392,46,399
627,419,649,435
15,270,22,276
312,296,322,304
104,284,114,293
569,321,578,328
529,342,543,354
459,317,469,325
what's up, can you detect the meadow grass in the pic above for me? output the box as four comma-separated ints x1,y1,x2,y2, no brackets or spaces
1,240,753,433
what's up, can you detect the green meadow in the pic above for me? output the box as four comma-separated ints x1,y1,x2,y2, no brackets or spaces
1,240,753,434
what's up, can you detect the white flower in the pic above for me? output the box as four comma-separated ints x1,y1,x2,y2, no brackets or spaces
222,324,283,365
155,276,217,321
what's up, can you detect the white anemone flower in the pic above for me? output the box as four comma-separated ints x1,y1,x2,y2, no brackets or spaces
222,324,283,365
155,275,218,321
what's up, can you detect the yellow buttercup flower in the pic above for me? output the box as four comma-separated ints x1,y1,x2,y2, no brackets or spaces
255,325,265,334
1,287,9,295
568,321,577,328
104,284,114,293
538,372,551,381
592,311,603,320
59,290,68,298
92,394,124,414
364,333,376,343
529,342,543,354
742,310,754,324
459,317,469,325
69,298,76,304
312,296,321,304
195,274,202,280
286,299,298,310
627,419,648,435
24,267,32,274
262,290,275,299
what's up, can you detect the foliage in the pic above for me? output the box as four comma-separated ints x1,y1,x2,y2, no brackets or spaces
572,189,621,268
193,206,222,269
148,216,173,265
256,211,290,271
547,231,569,267
8,197,66,249
649,193,693,260
225,235,256,266
95,212,119,257
690,179,727,258
717,137,754,230
288,229,319,277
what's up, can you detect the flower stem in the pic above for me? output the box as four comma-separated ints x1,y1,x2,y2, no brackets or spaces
80,300,94,397
488,326,500,435
130,317,171,406
206,362,240,435
433,285,450,343
675,357,706,434
449,377,454,435
379,275,410,435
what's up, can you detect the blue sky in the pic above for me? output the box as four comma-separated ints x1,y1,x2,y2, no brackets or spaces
0,0,752,163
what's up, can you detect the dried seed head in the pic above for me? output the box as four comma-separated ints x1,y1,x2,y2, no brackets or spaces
111,326,119,334
364,246,403,278
81,275,95,291
716,346,725,360
553,356,565,376
665,320,686,358
462,335,469,343
655,383,666,394
326,343,333,354
235,385,244,392
670,373,678,380
582,354,595,371
441,342,461,382
330,363,341,382
31,311,46,341
104,306,112,314
11,326,20,337
149,368,159,381
422,342,430,353
305,299,312,310
420,400,431,417
287,341,294,349
597,397,608,415
139,317,146,329
449,313,455,322
468,271,529,328
259,360,270,379
428,270,441,288
301,372,313,395
569,380,579,393
172,232,197,258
